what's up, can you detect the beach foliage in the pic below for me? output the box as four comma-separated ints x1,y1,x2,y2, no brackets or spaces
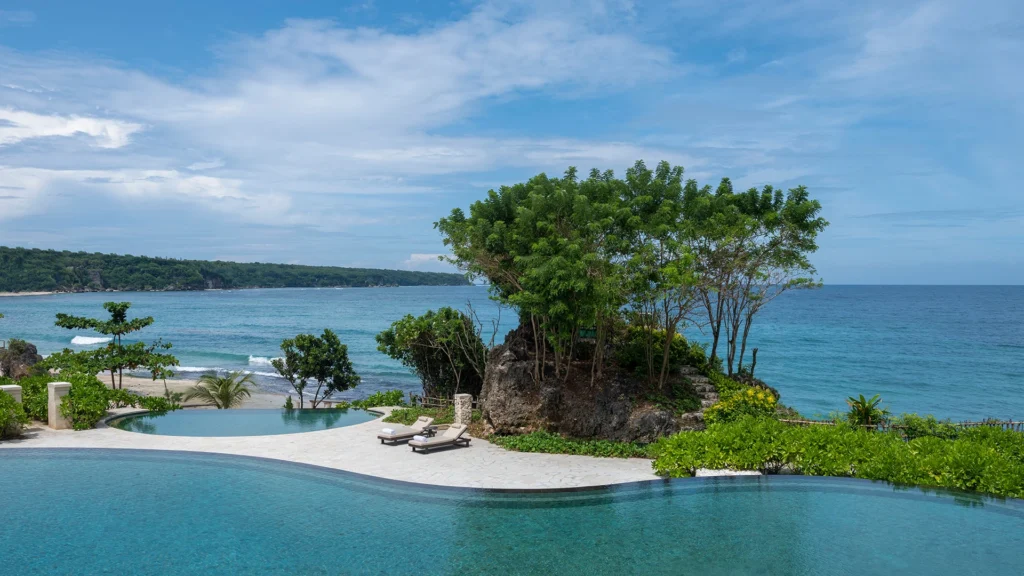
489,430,652,459
59,374,113,430
16,374,54,421
382,405,482,426
183,371,255,409
651,417,1024,499
272,329,360,409
703,387,778,425
376,307,487,398
352,389,405,409
846,394,889,426
0,389,28,439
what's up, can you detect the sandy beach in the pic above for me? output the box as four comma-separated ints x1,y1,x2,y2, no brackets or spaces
0,291,55,297
104,373,287,409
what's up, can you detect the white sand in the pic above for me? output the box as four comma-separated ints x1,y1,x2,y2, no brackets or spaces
0,291,55,297
102,373,287,409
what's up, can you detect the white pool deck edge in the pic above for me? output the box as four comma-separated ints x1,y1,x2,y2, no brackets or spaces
0,407,666,489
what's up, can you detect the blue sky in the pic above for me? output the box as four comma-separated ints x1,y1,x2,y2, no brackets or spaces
0,0,1021,284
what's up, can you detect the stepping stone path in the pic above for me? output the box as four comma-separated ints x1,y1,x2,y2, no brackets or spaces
679,365,719,410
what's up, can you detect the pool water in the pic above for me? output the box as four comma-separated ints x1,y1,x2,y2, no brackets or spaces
109,408,377,436
1,450,1022,575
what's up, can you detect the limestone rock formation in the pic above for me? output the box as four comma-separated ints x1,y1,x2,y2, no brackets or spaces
0,339,43,379
480,328,704,443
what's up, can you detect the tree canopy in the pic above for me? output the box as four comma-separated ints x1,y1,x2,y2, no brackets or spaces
437,160,828,385
272,329,360,408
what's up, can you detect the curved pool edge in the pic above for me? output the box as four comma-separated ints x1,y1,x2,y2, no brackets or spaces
102,406,387,438
5,446,1024,512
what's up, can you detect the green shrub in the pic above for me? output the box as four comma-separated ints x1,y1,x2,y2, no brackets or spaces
703,387,777,425
616,327,706,377
383,406,482,426
351,389,405,409
708,372,745,399
17,374,55,421
59,374,110,430
846,394,889,426
137,395,177,413
284,396,294,410
333,400,351,409
490,430,651,459
0,390,29,439
892,413,960,441
650,417,1024,500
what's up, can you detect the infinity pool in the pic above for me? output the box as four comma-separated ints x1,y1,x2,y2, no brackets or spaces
109,408,377,436
1,449,1022,575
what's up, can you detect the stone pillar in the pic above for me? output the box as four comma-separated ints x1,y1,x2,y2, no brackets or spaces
0,384,22,404
47,381,72,430
454,393,473,426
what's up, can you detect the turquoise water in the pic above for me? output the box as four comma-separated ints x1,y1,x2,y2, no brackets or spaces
1,449,1022,575
109,408,377,436
1,285,1022,419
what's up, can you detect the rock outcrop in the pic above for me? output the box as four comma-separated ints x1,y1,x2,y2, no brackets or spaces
0,339,43,379
480,329,704,443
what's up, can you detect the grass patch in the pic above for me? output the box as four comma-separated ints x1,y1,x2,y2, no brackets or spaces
489,430,652,459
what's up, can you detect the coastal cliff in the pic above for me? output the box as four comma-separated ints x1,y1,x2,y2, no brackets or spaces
480,328,704,443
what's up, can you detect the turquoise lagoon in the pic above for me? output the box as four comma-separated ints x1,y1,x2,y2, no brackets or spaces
0,449,1022,575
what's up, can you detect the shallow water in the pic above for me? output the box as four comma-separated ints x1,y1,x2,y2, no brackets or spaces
109,408,377,436
1,449,1022,575
1,285,1022,419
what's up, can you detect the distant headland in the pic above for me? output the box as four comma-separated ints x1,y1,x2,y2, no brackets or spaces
0,246,470,293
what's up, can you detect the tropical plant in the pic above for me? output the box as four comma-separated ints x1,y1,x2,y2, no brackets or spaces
376,307,488,398
59,374,112,430
703,387,778,425
17,374,54,421
846,394,889,427
53,302,164,389
183,371,255,409
283,396,294,410
272,329,360,408
351,389,405,409
0,389,28,439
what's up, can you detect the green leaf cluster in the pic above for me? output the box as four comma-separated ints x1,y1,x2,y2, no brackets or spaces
272,329,360,409
382,405,483,426
651,417,1024,499
376,307,486,398
352,389,406,409
0,388,29,440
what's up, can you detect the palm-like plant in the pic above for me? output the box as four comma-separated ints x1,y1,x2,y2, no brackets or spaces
846,394,889,427
183,371,255,409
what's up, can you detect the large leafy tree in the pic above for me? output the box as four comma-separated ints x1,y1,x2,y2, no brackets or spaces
376,307,488,398
54,302,155,388
272,329,360,408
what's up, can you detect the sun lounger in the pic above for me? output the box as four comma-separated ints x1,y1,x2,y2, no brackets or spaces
377,416,435,444
409,423,470,453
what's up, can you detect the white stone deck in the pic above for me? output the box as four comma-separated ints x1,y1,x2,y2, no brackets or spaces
0,407,660,489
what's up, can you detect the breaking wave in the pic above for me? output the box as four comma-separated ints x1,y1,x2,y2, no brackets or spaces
71,336,112,346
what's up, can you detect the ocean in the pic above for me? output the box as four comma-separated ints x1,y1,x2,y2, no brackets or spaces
1,286,1021,421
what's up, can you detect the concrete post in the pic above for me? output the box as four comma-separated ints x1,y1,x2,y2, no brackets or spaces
454,393,473,426
48,381,72,430
0,384,22,404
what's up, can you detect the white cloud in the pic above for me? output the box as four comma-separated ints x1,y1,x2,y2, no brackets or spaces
0,10,34,27
187,159,226,171
0,107,142,148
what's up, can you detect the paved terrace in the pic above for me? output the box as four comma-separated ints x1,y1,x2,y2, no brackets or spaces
0,408,660,489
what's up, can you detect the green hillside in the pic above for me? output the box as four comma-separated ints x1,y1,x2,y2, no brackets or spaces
0,247,468,292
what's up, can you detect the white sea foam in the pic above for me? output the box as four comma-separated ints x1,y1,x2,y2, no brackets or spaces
71,336,112,346
248,355,282,366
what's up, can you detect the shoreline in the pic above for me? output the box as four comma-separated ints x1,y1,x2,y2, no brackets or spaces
103,373,287,409
0,291,55,297
0,285,479,298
